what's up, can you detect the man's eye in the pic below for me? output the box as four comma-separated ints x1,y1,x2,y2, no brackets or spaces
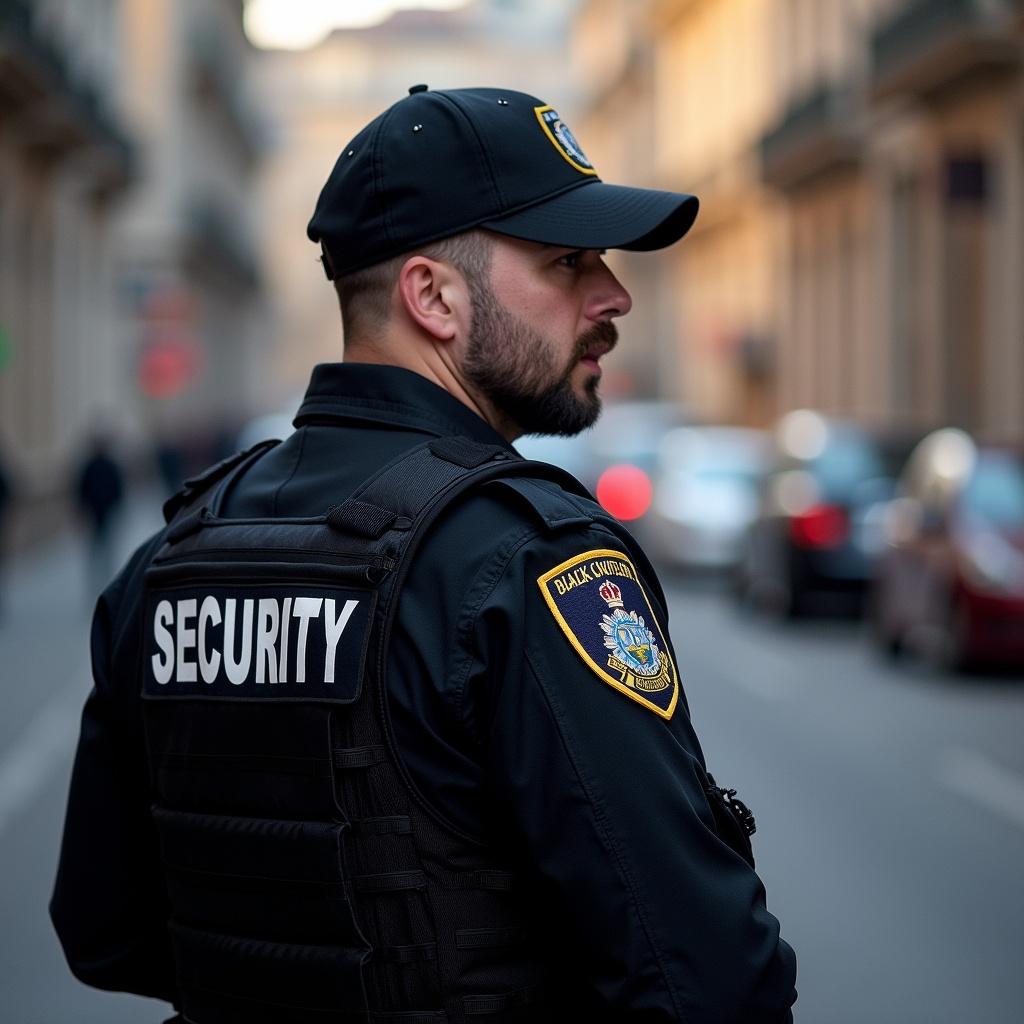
557,251,583,268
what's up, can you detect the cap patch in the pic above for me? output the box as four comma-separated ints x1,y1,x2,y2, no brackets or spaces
533,105,597,176
537,549,678,719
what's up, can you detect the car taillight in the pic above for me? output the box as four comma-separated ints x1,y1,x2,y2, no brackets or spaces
789,504,848,548
596,464,652,522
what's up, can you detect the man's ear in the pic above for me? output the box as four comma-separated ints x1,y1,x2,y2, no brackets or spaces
396,257,470,343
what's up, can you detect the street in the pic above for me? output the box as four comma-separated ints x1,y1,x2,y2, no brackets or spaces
2,500,1022,1024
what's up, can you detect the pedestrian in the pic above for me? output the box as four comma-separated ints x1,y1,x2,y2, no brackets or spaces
51,86,797,1022
74,431,125,595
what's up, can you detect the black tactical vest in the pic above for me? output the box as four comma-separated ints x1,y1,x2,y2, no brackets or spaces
142,437,629,1024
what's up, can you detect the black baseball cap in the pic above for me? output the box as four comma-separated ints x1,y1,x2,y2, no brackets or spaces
307,85,699,279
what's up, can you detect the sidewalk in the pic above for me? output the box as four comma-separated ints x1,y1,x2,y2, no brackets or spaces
0,488,165,812
0,486,172,1022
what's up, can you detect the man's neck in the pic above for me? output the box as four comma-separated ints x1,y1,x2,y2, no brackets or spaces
343,343,520,441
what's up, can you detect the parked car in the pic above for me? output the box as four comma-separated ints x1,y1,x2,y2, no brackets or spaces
513,432,594,481
736,410,901,617
516,400,688,541
584,400,689,539
869,429,1024,670
648,426,768,570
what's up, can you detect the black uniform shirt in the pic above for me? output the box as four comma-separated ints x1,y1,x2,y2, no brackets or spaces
52,363,797,1022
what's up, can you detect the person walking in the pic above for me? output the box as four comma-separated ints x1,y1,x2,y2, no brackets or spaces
74,432,125,595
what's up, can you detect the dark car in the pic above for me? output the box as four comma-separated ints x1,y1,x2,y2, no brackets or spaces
736,410,901,617
870,429,1024,671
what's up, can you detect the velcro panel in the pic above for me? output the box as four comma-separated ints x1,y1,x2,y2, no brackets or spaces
172,922,370,1023
143,583,373,703
154,808,354,944
147,702,340,820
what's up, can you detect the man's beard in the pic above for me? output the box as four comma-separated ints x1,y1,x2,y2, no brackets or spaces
462,281,618,437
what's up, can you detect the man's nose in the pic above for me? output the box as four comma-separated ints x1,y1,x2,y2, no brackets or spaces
590,263,632,320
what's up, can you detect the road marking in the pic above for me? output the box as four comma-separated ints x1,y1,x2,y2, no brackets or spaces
675,600,798,701
0,683,83,834
938,746,1024,831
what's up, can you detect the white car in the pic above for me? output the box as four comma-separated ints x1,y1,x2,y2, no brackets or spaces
649,426,768,570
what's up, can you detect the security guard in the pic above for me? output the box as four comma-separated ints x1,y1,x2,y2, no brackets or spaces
51,87,797,1023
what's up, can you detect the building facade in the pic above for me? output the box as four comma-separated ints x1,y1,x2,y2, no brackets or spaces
0,0,133,509
117,0,267,452
1,0,268,544
574,0,1024,442
762,0,1024,440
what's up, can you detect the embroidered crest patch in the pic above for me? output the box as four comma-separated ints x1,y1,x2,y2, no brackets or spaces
537,549,678,719
533,105,597,176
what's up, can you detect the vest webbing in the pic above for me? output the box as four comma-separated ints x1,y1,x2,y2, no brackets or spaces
143,437,610,1024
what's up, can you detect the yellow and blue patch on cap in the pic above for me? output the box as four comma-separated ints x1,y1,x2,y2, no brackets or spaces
537,549,678,719
533,105,597,176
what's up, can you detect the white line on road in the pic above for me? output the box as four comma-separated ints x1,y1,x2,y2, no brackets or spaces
0,682,84,834
937,746,1024,831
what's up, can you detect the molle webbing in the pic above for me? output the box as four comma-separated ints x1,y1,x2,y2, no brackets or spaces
142,437,584,1023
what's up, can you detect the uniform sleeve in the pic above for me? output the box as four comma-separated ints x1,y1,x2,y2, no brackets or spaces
50,535,177,1004
469,522,797,1023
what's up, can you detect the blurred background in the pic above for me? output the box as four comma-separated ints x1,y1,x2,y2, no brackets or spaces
2,0,1023,1021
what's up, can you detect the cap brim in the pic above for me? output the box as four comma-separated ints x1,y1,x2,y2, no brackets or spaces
480,181,698,252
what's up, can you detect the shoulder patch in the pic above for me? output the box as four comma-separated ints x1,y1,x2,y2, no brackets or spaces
537,548,679,719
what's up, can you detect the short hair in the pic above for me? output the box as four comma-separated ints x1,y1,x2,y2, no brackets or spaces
333,230,493,342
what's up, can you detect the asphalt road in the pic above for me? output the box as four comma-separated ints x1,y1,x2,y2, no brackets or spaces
2,496,1022,1024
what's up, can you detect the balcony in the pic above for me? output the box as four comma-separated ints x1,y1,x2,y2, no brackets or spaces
759,83,861,192
870,0,1020,102
0,0,132,184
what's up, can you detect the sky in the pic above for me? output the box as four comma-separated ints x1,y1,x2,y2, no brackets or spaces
244,0,473,49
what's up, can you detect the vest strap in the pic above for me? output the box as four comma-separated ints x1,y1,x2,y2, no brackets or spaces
428,437,512,469
350,815,413,836
334,745,387,769
328,500,410,539
462,984,544,1015
354,870,427,893
455,927,527,950
373,942,437,964
453,870,516,891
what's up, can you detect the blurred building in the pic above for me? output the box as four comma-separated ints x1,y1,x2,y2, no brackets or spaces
762,0,1024,441
1,0,267,545
574,0,781,421
574,0,1024,443
117,0,267,451
252,0,574,402
0,0,133,521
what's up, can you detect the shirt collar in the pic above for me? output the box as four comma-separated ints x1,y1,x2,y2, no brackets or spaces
294,363,513,448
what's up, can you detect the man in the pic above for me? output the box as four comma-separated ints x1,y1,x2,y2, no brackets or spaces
52,87,796,1022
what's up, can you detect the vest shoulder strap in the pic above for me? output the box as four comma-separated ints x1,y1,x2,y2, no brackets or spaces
484,476,594,533
162,439,280,524
355,436,603,553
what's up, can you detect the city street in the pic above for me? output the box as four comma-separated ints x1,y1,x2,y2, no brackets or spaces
2,501,1022,1024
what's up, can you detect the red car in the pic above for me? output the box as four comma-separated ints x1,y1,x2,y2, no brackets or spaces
871,429,1024,671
